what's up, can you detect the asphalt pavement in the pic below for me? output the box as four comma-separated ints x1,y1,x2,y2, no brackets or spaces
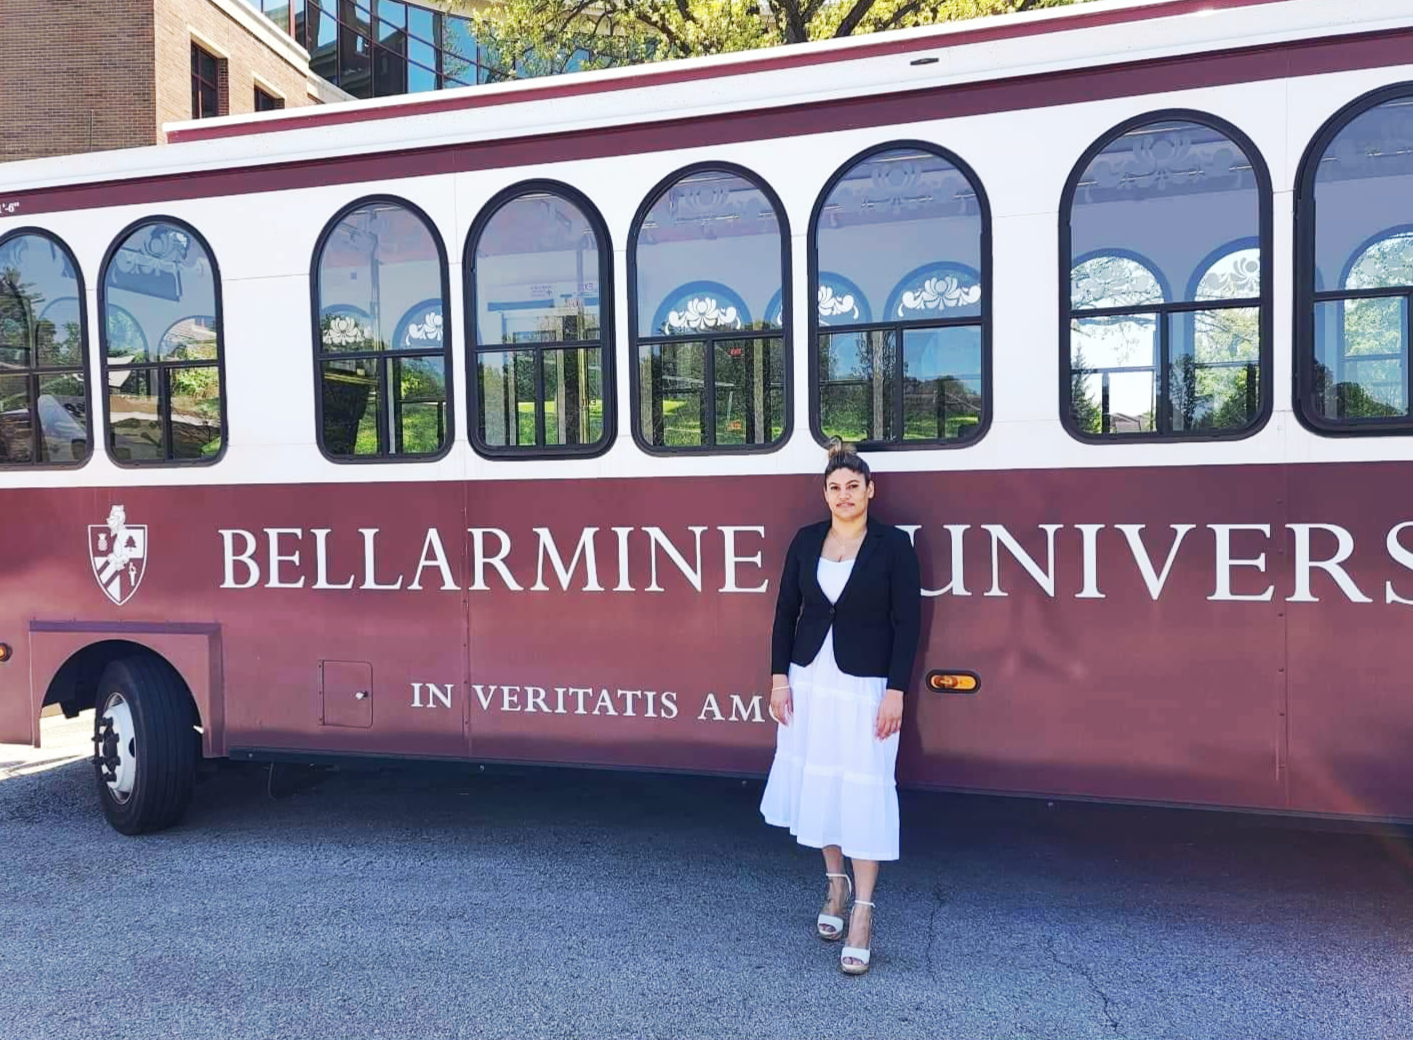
2,714,1411,1040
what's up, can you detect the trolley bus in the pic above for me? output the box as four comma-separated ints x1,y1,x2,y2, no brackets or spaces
3,0,1413,833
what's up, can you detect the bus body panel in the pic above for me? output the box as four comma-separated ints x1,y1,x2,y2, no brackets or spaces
1285,461,1413,820
19,460,1413,818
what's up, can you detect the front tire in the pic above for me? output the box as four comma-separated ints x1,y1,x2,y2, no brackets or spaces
93,655,197,835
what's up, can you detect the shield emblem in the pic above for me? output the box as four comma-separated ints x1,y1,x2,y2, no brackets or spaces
89,514,148,606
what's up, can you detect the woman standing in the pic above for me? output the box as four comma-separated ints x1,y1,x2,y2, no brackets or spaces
760,439,922,976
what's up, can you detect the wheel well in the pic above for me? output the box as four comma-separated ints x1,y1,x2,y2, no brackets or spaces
43,640,201,728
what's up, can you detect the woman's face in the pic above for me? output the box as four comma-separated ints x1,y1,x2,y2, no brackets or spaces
824,467,874,523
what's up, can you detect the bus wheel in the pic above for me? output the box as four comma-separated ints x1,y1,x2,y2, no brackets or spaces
92,655,197,835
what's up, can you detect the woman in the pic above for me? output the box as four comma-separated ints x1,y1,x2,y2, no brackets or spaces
760,438,922,976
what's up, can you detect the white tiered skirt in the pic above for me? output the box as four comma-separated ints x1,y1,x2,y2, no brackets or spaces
760,563,900,861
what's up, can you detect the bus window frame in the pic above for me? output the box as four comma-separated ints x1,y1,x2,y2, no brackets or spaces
806,139,994,452
463,179,616,461
309,193,455,465
1293,82,1413,437
0,226,95,471
98,215,230,468
1058,108,1275,446
626,160,794,458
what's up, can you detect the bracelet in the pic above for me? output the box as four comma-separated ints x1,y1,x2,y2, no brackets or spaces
771,684,790,691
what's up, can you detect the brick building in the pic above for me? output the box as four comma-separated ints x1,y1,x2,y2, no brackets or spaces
0,0,497,164
0,0,342,163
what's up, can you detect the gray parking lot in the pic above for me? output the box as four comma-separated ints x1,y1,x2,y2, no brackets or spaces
2,715,1412,1040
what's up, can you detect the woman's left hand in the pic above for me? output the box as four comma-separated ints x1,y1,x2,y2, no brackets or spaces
875,689,904,740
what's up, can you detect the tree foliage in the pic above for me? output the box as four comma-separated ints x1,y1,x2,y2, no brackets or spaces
452,0,1088,78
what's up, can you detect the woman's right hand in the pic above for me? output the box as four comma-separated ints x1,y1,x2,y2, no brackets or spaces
769,677,793,727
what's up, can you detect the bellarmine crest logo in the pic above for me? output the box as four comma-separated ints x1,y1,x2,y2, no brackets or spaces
89,505,147,606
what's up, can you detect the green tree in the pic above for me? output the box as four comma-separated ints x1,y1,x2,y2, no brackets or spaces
453,0,1088,78
1069,346,1101,434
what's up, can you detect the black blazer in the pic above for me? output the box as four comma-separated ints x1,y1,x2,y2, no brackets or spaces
771,517,922,692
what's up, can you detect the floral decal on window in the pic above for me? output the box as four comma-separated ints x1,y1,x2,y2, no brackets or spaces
653,281,752,335
396,301,444,350
889,264,983,319
406,310,442,344
1072,254,1166,311
1195,248,1261,301
665,296,741,333
1346,230,1413,292
765,274,869,328
321,308,375,350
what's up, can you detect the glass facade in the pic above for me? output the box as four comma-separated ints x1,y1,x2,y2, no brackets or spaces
245,0,493,98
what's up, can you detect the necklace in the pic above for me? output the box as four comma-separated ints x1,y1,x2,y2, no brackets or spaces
826,526,865,562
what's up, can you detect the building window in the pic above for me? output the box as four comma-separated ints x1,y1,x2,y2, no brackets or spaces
100,221,225,464
191,43,221,119
468,183,613,456
297,1,488,98
1298,87,1413,431
630,165,789,454
1062,114,1270,440
253,0,293,33
254,86,284,111
313,197,452,460
0,231,91,466
811,144,988,448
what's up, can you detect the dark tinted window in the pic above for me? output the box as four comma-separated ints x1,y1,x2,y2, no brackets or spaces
191,44,220,119
471,188,610,454
632,168,786,452
0,231,90,466
1303,93,1413,427
316,199,451,459
1065,118,1268,439
101,222,224,464
813,146,986,446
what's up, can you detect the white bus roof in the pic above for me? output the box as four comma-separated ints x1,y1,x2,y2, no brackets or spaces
0,0,1406,198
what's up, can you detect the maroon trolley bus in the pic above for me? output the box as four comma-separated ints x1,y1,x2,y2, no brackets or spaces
4,0,1413,833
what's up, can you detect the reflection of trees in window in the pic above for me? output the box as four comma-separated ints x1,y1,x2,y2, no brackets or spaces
820,263,983,443
1312,227,1413,422
0,232,90,466
101,222,223,463
1064,117,1267,440
1299,92,1413,429
315,200,451,459
633,167,786,452
813,145,987,447
471,186,611,454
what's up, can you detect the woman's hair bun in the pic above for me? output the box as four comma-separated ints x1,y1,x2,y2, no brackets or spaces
825,436,854,459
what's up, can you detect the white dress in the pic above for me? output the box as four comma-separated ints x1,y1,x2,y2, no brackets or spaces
759,556,901,861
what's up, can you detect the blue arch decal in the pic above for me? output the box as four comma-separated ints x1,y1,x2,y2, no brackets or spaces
393,298,446,350
769,271,870,327
1339,223,1413,291
1185,237,1260,301
885,261,983,321
1070,248,1171,307
651,280,752,335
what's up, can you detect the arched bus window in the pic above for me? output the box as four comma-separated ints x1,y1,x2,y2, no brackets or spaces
467,182,613,457
1062,113,1271,440
810,143,989,447
0,229,91,467
100,219,224,464
630,164,789,453
314,197,452,461
1297,86,1413,431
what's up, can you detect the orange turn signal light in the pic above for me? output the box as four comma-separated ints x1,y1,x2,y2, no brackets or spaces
0,643,11,663
927,670,978,693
